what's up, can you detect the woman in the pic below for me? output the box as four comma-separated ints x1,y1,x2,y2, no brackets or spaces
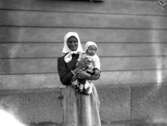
57,32,101,126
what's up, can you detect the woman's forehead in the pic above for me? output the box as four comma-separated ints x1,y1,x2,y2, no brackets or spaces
67,36,78,41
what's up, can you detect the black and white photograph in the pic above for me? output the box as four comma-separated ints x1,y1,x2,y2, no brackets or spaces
0,0,167,126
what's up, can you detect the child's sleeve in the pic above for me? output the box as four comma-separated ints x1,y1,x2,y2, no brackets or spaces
86,55,101,80
94,55,101,70
88,69,101,80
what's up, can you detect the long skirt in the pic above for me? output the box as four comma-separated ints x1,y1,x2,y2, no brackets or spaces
62,84,101,126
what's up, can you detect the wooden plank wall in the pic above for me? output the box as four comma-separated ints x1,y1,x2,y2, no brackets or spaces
0,0,167,89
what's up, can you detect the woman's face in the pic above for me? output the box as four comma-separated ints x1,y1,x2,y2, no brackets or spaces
67,36,78,51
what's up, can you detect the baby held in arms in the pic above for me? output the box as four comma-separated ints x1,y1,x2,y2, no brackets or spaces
72,41,101,95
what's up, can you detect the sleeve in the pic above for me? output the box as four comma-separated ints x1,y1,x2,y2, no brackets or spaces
88,69,101,80
94,55,101,70
89,55,101,80
57,57,73,86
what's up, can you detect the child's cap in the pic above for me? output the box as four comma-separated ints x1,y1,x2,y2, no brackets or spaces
85,41,98,51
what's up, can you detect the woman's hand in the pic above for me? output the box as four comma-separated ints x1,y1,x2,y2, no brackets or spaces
77,70,91,79
72,68,81,75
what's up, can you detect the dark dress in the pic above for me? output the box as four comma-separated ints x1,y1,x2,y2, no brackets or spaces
57,53,101,126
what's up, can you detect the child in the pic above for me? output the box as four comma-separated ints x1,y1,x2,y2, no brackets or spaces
73,41,101,95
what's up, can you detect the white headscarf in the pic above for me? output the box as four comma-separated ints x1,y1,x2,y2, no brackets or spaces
63,32,83,53
62,32,83,63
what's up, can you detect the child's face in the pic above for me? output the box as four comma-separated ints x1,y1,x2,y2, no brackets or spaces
86,45,97,56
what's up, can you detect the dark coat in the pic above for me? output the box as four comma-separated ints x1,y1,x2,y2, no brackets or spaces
57,53,79,86
57,53,100,86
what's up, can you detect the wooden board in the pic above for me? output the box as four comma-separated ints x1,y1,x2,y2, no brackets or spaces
0,0,166,90
0,27,166,43
0,70,167,89
0,10,167,29
0,43,166,58
0,57,166,74
0,0,165,16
